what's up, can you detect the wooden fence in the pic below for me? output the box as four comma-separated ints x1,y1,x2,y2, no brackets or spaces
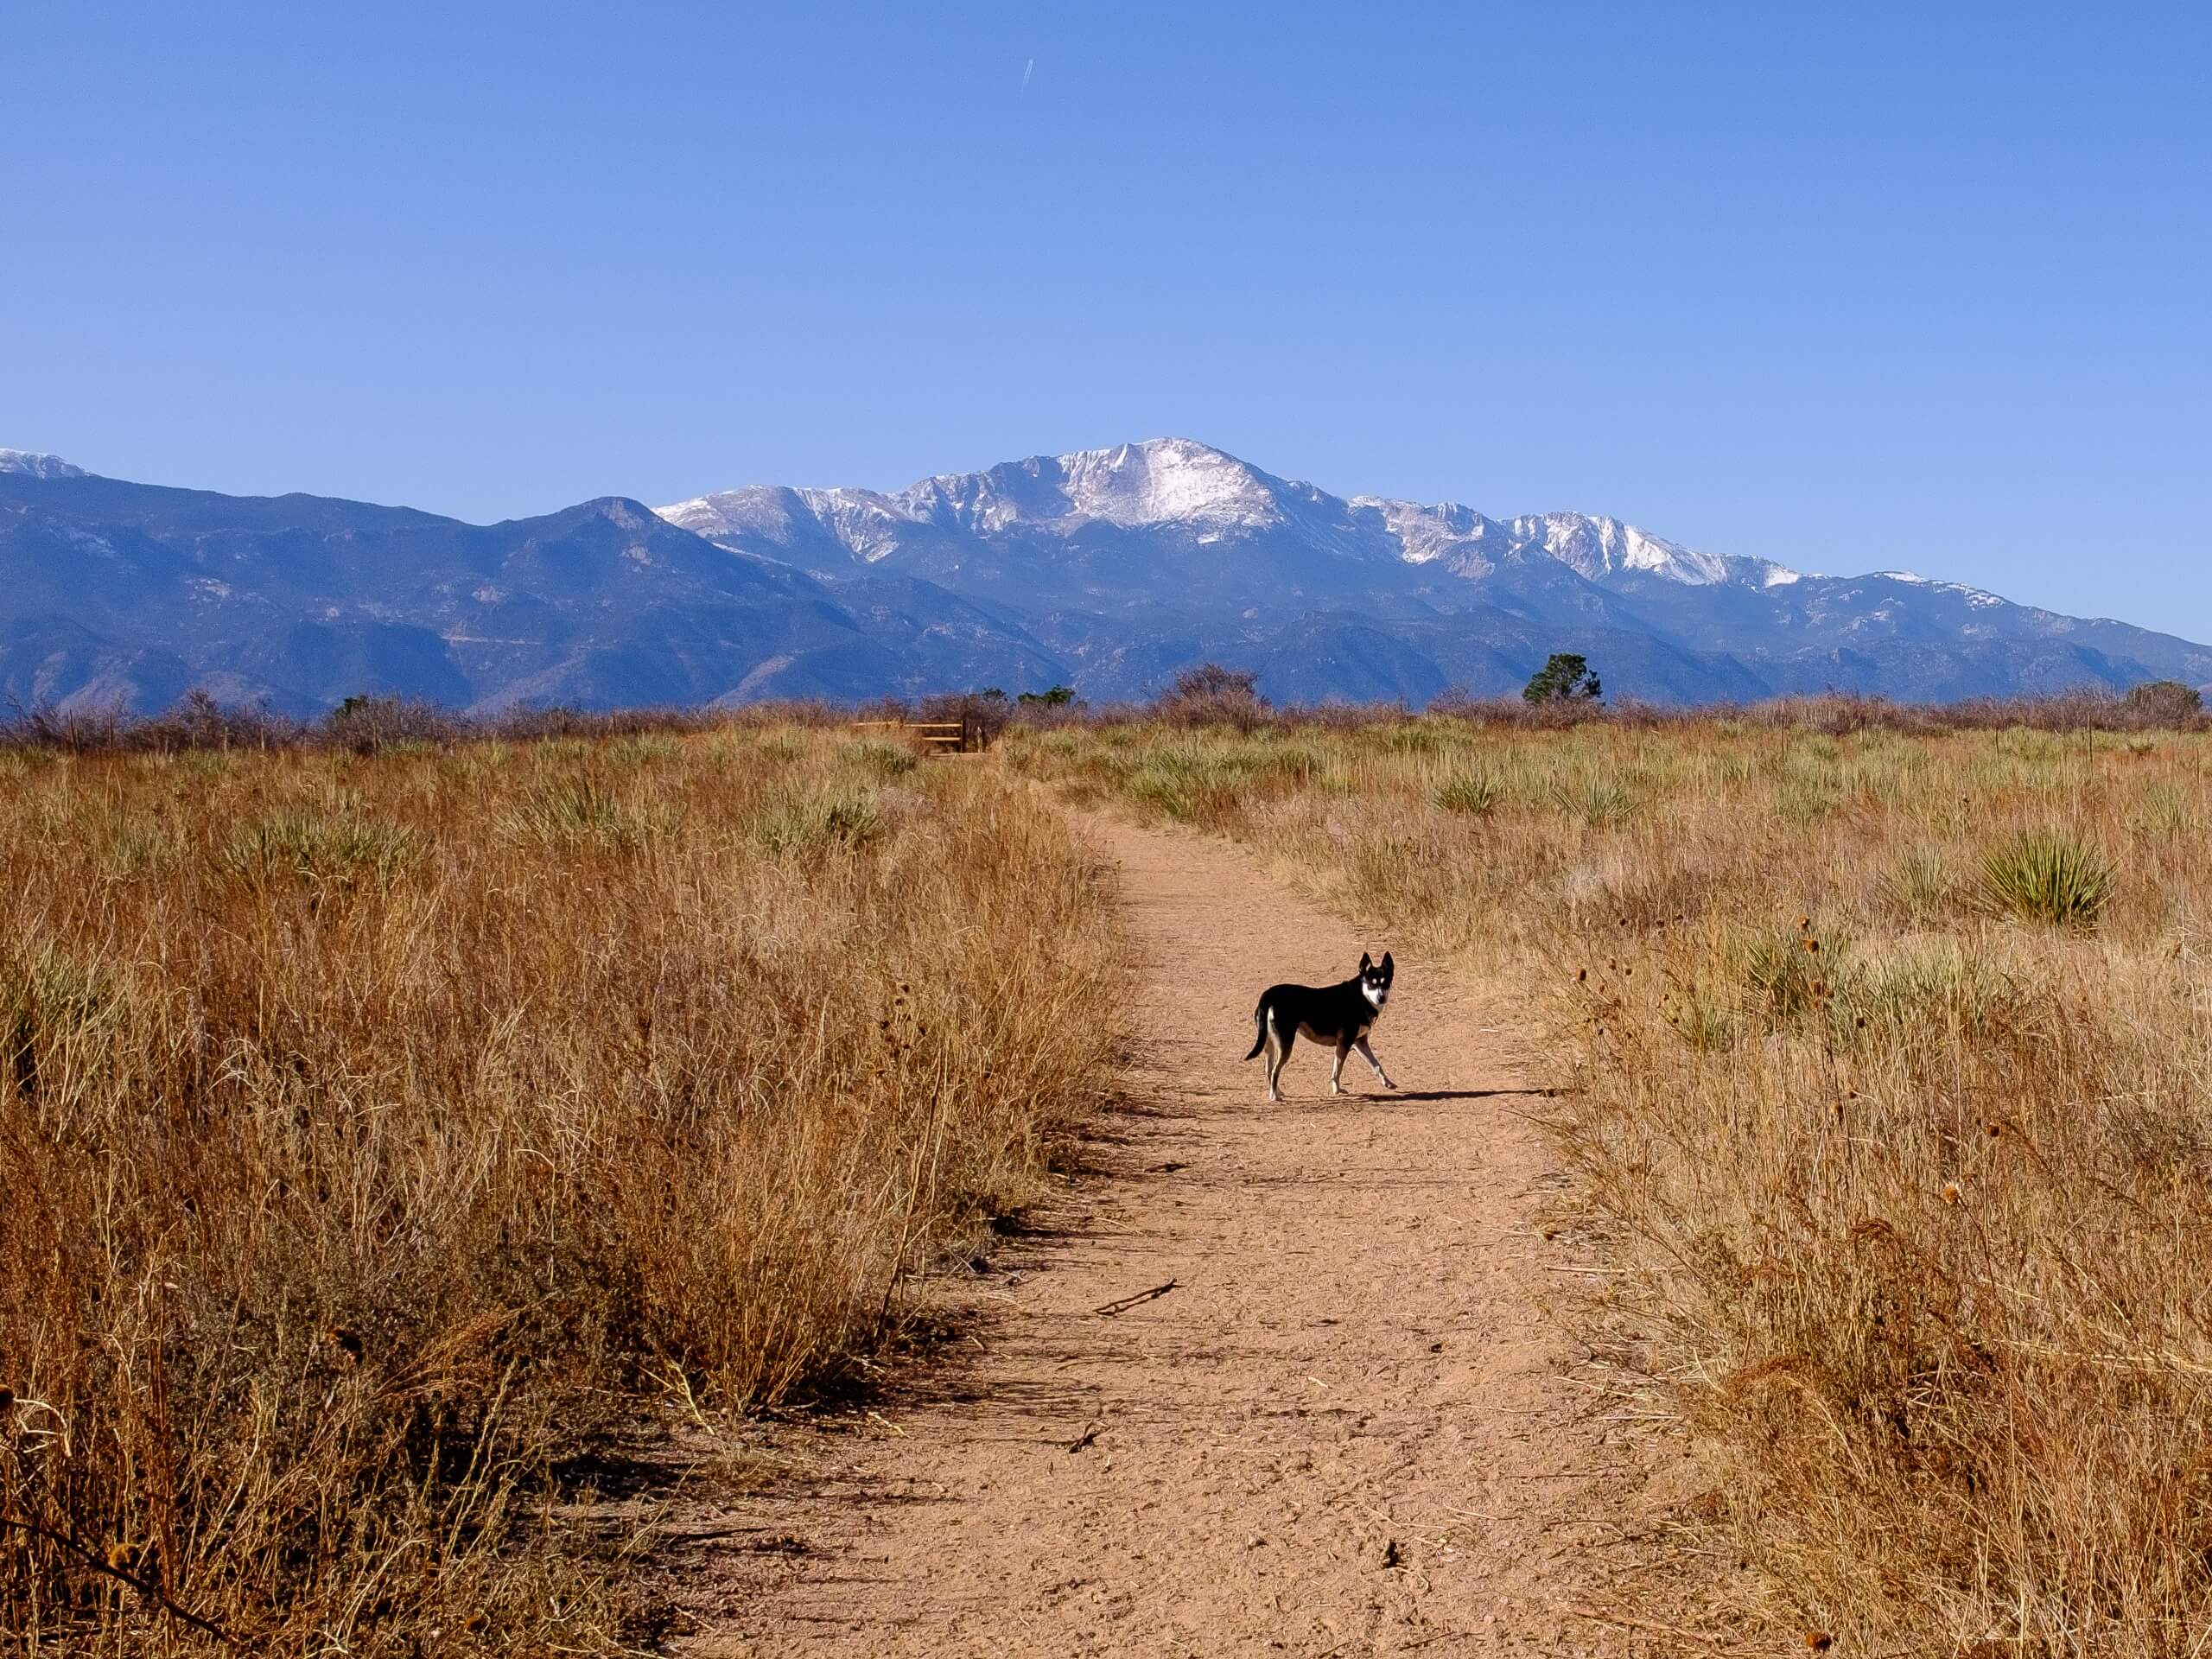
849,719,984,754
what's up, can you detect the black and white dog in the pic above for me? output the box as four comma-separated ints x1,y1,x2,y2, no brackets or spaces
1243,952,1395,1103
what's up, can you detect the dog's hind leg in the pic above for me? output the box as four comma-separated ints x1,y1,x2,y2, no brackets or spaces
1264,1019,1294,1103
1330,1037,1351,1095
1355,1035,1395,1090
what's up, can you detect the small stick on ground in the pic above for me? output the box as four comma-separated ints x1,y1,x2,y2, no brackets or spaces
1093,1279,1179,1317
1066,1421,1103,1453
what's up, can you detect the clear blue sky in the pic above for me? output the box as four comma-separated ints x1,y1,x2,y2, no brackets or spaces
6,3,2209,638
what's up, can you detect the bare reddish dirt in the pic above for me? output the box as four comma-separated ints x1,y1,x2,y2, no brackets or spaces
660,813,1689,1656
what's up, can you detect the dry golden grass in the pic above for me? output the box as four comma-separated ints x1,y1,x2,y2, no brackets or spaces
0,729,1117,1652
1009,716,2212,1656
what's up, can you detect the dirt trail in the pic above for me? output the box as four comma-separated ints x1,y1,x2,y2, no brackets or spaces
665,813,1675,1656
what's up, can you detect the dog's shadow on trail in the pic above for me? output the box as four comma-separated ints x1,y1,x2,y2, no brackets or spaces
1372,1087,1561,1103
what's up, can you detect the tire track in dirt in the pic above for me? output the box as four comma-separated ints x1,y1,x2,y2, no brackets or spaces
662,811,1680,1656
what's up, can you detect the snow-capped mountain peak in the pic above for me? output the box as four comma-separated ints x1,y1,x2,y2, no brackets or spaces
896,437,1287,536
660,439,1296,563
1049,437,1283,529
0,448,87,480
658,439,1812,589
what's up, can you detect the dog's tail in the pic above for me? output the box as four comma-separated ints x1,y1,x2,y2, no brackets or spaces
1243,1002,1267,1062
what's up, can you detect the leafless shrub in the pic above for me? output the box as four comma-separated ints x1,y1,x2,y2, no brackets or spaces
1151,663,1270,731
318,693,463,752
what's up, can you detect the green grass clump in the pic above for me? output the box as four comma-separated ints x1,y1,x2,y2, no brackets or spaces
1977,828,2114,928
842,736,921,779
218,807,425,891
500,773,676,853
1554,777,1633,827
1432,767,1503,816
751,785,885,855
1125,751,1236,823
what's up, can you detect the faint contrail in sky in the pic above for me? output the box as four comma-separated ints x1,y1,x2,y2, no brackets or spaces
1022,57,1033,90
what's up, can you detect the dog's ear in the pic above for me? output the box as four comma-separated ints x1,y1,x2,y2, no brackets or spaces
1382,951,1394,977
1359,951,1372,973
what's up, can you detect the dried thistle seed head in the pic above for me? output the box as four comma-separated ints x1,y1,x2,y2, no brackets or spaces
1806,1637,1834,1655
1987,1122,2002,1138
326,1326,364,1362
1798,916,1811,931
1854,1014,1866,1028
1804,938,1820,953
1576,967,1588,982
1942,1180,1961,1205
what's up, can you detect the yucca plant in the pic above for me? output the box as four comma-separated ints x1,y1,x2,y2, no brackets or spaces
1432,767,1503,816
1976,827,2114,928
1549,776,1632,827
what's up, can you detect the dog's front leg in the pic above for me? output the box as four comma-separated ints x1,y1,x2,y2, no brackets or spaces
1356,1036,1394,1090
1330,1038,1351,1095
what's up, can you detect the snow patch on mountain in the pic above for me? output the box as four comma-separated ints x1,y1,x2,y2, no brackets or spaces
0,449,86,480
1873,569,2009,609
1519,513,1729,585
658,483,913,563
657,486,806,544
1347,497,1499,565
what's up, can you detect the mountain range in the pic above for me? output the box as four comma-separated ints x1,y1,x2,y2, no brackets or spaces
3,439,2206,714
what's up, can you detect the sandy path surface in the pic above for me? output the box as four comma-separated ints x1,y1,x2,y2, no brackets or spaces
664,813,1674,1656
